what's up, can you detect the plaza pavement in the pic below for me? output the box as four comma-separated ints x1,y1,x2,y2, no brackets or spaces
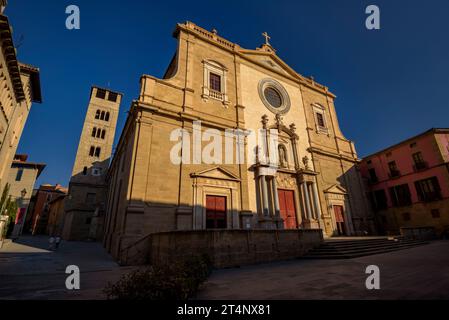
0,235,134,300
197,241,449,300
1,236,448,300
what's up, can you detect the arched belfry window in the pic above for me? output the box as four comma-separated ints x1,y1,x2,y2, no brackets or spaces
95,147,101,157
92,127,97,137
89,146,95,157
100,111,105,120
105,112,110,122
96,129,101,138
101,129,106,139
95,110,100,119
201,59,229,105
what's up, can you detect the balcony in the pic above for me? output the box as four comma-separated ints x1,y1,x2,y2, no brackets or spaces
208,89,224,101
421,191,442,203
413,161,429,172
388,169,401,178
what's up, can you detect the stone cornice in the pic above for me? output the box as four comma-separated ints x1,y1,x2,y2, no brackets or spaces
308,146,361,163
0,14,25,102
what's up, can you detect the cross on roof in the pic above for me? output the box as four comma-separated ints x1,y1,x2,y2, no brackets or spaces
262,32,271,45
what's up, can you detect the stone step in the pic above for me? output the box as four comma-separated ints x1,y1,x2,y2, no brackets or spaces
318,240,424,251
303,239,429,259
304,244,428,259
309,241,427,255
323,238,395,246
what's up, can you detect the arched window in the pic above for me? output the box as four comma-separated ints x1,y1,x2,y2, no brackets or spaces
101,129,106,139
83,167,87,175
96,129,101,138
100,111,105,120
89,146,95,156
95,147,101,157
95,110,100,119
105,112,110,122
92,127,97,137
278,144,288,168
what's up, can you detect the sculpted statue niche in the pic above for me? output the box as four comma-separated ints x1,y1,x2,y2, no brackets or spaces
278,144,288,168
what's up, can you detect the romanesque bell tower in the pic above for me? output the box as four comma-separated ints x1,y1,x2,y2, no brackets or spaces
63,86,122,241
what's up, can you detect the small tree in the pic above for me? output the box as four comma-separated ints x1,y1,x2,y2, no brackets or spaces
0,183,10,215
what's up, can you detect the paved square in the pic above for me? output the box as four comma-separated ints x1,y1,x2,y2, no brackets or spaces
1,237,449,300
197,241,449,300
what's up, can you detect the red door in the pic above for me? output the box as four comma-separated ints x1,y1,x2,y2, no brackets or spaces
278,189,297,229
206,195,227,229
333,205,346,236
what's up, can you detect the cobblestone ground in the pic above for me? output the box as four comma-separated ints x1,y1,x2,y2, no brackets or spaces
197,241,449,300
0,235,135,300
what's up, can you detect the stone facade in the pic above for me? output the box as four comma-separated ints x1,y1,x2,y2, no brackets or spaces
5,154,45,237
63,87,122,240
103,22,374,260
0,9,42,194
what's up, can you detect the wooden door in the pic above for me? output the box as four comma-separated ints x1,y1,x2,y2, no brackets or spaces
333,205,346,235
278,189,297,229
205,195,227,229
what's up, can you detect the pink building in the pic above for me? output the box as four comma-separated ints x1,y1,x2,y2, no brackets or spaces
360,128,449,237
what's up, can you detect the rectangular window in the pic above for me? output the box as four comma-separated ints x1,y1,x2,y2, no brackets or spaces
415,177,441,202
86,193,96,204
373,189,388,210
316,112,325,127
412,152,427,171
389,184,412,207
209,73,221,92
368,168,378,183
388,161,400,177
431,209,440,219
15,168,24,181
96,89,106,99
108,92,118,102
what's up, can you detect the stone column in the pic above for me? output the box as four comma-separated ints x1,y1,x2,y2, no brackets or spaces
307,183,316,219
260,175,269,217
312,182,322,220
271,177,280,217
301,182,312,220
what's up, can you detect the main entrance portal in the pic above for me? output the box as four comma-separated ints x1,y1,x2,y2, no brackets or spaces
278,189,297,229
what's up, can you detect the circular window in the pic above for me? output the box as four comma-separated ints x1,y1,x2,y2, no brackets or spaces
264,87,282,108
258,79,291,114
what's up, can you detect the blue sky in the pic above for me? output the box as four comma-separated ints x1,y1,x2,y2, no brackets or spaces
6,0,449,187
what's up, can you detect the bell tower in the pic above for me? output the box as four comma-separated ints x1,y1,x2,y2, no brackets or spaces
63,86,122,241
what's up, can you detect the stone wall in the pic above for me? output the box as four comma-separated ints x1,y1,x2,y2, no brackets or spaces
147,229,323,268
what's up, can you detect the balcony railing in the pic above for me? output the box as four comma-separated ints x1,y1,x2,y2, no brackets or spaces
388,169,401,178
421,191,442,202
209,89,224,101
413,161,429,172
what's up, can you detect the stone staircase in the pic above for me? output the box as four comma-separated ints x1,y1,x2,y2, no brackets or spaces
303,237,429,259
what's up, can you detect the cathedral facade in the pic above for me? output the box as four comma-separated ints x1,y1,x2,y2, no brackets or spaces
103,22,375,259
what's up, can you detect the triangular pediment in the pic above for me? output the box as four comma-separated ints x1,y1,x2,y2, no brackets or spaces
324,184,347,195
190,166,240,181
238,49,303,80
